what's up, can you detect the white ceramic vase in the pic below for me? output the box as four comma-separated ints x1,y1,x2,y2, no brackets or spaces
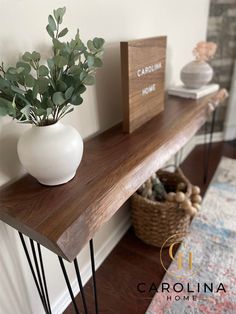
17,122,83,186
181,60,214,89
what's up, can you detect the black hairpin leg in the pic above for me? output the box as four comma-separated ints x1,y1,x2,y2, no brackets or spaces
90,239,99,314
74,258,88,314
203,109,216,184
58,239,99,314
19,232,51,314
58,257,80,314
19,233,99,314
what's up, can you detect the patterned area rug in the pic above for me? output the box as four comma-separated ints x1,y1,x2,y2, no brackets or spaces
146,157,236,314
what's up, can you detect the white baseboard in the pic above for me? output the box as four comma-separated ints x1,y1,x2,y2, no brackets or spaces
51,131,223,314
224,124,236,141
194,132,224,145
52,215,131,314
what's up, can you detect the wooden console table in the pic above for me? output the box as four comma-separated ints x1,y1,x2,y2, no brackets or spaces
0,94,216,314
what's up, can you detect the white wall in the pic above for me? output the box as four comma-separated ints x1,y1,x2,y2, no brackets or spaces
0,0,210,313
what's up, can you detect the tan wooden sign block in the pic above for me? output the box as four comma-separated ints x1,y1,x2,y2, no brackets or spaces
121,36,167,133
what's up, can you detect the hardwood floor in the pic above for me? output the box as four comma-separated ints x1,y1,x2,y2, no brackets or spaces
65,141,236,314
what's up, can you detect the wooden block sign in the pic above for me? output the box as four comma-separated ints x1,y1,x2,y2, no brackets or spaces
121,36,167,133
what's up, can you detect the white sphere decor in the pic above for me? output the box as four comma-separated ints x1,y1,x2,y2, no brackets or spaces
181,60,214,89
17,122,83,186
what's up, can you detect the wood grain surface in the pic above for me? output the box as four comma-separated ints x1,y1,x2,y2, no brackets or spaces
65,141,236,313
121,37,166,133
0,94,216,262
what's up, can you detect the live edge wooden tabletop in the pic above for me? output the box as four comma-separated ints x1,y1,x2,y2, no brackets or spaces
0,94,216,262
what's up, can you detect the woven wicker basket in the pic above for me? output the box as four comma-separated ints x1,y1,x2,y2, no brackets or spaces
131,168,193,247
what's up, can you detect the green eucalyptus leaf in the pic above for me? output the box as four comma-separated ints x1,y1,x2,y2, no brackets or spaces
0,106,8,116
69,39,77,50
25,74,35,87
93,37,105,49
58,28,68,38
16,61,31,74
22,52,32,62
16,67,25,74
33,98,42,108
32,81,39,98
67,56,75,67
70,93,83,106
0,78,11,91
64,44,71,55
46,24,55,38
63,75,76,87
32,51,41,62
47,58,54,70
7,67,17,75
87,55,95,67
53,38,64,50
38,77,49,93
38,65,49,77
53,7,66,24
79,71,87,81
54,55,67,68
53,91,66,106
48,14,57,32
5,73,17,81
15,93,31,106
0,97,11,116
95,50,104,58
29,60,37,70
36,108,47,116
11,85,26,95
46,98,54,108
75,38,83,49
77,84,86,94
93,57,103,68
57,80,67,92
65,86,74,100
25,91,34,104
87,40,95,52
83,75,96,86
73,52,81,62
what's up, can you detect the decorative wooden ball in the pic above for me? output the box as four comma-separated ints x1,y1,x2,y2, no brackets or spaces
166,192,176,202
177,182,186,191
186,206,197,217
192,203,201,211
191,194,202,204
175,191,186,203
192,185,201,195
181,199,192,211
